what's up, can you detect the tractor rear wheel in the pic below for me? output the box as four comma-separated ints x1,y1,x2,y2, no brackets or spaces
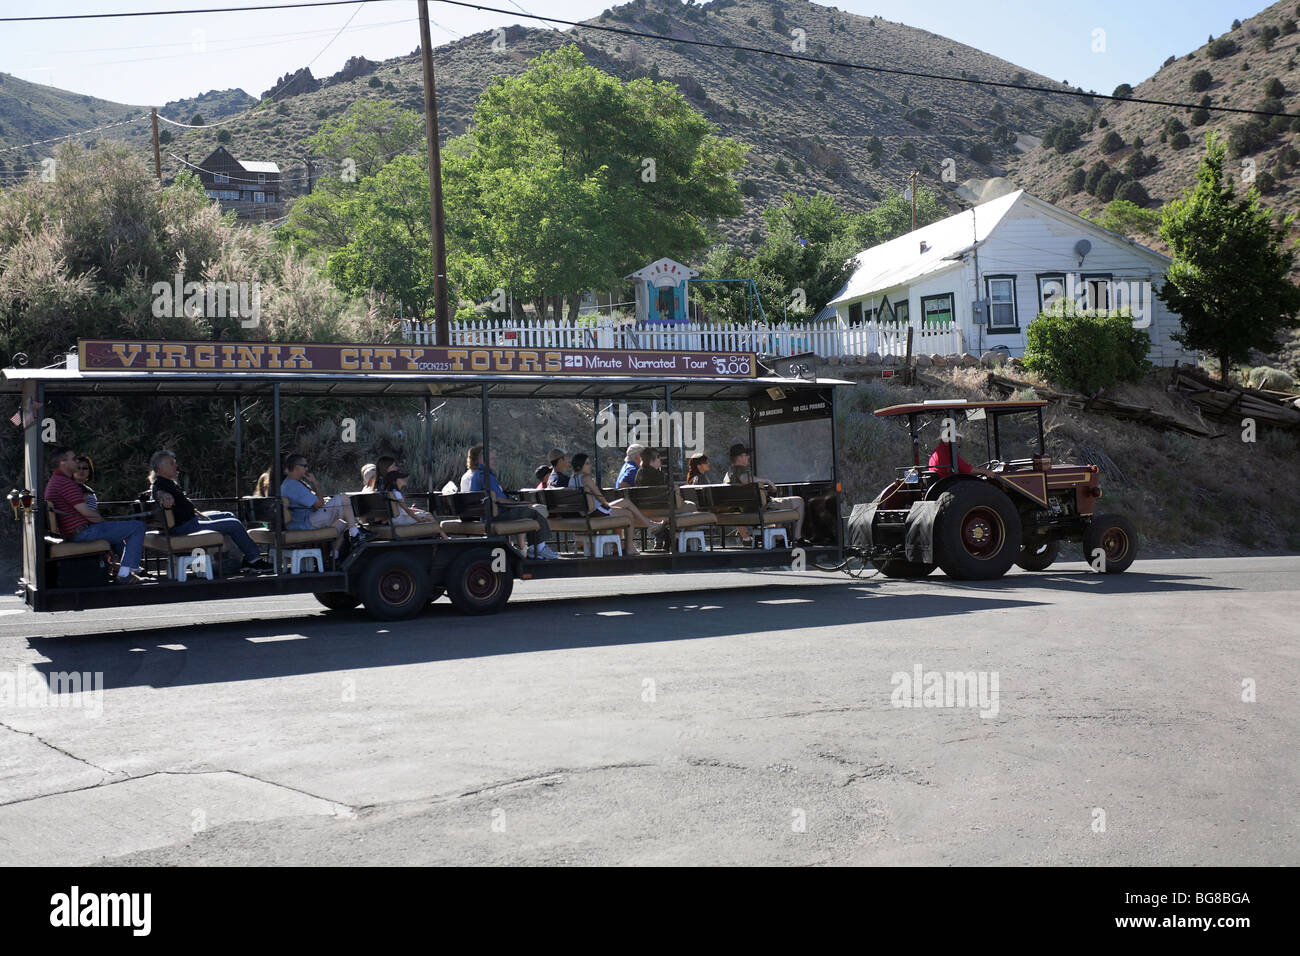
870,558,937,578
1083,514,1137,573
933,483,1022,580
1015,540,1059,571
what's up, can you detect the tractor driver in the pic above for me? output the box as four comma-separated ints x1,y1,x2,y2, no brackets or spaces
928,427,974,477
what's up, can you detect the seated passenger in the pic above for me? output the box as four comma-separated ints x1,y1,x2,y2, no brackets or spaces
723,442,806,543
616,444,644,489
461,444,557,560
383,471,447,534
73,456,98,509
546,449,572,488
280,454,361,557
686,453,711,485
360,463,377,493
148,449,272,572
534,464,552,489
928,430,974,476
571,452,664,557
255,471,271,497
48,447,147,584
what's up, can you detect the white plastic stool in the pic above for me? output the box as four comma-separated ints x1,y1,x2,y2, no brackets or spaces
276,548,323,574
762,527,790,550
175,552,215,581
677,530,706,552
582,533,623,557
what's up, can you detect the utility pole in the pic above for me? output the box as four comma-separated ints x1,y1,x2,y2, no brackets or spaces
304,158,313,194
150,108,162,180
418,0,450,347
909,169,919,232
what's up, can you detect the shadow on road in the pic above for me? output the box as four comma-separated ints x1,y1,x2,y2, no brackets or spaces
20,569,1233,691
23,580,1042,690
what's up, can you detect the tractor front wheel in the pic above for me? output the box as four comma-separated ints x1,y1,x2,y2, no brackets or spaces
1015,540,1059,572
1083,514,1137,573
933,483,1022,580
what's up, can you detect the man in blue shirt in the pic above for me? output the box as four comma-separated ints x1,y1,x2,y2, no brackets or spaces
616,444,644,489
461,445,557,559
281,454,360,556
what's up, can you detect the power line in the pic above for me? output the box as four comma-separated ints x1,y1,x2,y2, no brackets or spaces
426,0,1300,121
0,115,148,153
0,1,392,23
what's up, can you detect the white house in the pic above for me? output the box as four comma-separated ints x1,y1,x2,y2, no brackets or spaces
827,189,1193,365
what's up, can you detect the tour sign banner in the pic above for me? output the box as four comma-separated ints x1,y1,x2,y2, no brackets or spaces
78,340,757,380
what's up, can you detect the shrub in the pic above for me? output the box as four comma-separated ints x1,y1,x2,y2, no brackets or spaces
1097,170,1125,201
1284,19,1298,35
1190,107,1211,126
1114,179,1150,206
899,140,918,160
1067,167,1087,192
1024,301,1152,393
190,113,205,126
1171,131,1192,149
1112,83,1134,99
1099,130,1125,152
1228,119,1269,156
1256,170,1276,192
773,157,789,175
1084,161,1110,194
1052,124,1081,153
1207,36,1238,58
367,76,382,88
1132,136,1144,149
216,129,232,144
1190,69,1213,92
969,142,993,163
1164,116,1186,136
1265,77,1286,98
1123,151,1150,177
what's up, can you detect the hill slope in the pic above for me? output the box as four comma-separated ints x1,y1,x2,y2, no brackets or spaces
108,0,1088,240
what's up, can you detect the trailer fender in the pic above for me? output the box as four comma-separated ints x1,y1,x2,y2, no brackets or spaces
847,501,880,550
903,500,943,564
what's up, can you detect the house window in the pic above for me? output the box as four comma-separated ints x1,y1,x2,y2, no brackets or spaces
920,293,954,327
984,275,1018,331
847,302,863,325
253,192,266,203
214,172,229,184
1083,274,1111,311
258,173,267,185
1037,273,1066,312
894,300,909,323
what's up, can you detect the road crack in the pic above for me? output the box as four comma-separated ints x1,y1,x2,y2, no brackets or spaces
0,718,125,783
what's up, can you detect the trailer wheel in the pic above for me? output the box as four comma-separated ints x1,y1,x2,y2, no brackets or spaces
313,591,361,612
1083,514,1137,574
1015,540,1059,572
359,552,431,620
446,550,513,615
870,558,936,578
933,483,1022,580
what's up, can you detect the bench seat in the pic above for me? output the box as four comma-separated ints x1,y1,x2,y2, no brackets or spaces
44,536,112,560
440,518,538,536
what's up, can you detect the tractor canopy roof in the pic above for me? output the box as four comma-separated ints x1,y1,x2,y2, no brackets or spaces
874,399,1048,419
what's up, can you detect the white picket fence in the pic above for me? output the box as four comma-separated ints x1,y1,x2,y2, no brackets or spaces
402,318,966,358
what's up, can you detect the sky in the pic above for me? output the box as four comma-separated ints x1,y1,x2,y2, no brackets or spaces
0,0,1269,107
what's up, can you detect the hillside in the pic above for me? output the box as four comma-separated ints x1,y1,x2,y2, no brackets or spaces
1009,0,1300,240
111,0,1088,241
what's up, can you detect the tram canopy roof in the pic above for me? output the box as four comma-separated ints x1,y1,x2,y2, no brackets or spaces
1,362,851,402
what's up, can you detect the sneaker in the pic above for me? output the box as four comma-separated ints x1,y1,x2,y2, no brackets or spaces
535,543,560,560
241,557,274,573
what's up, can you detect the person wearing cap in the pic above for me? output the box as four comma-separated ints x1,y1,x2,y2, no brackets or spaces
545,448,572,489
533,463,552,489
723,442,806,543
281,453,361,558
616,444,644,489
928,428,974,477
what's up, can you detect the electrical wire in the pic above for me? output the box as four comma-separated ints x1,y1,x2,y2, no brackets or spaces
0,1,392,23
0,115,148,153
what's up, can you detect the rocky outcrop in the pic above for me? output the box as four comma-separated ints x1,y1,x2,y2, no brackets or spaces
327,56,377,86
261,68,320,102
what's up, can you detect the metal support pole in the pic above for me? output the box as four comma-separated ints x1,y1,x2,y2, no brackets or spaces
592,398,601,480
830,387,841,555
480,383,492,535
425,395,434,495
664,384,676,565
233,396,242,501
271,384,281,498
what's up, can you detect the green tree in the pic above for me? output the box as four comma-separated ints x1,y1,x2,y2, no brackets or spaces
449,46,745,319
306,98,423,182
1157,133,1300,382
850,186,947,247
750,192,862,318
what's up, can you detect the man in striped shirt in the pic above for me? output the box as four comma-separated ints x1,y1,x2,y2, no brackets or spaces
44,447,147,584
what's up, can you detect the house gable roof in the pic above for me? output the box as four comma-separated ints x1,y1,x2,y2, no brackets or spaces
239,160,280,174
829,189,1170,307
828,190,1022,307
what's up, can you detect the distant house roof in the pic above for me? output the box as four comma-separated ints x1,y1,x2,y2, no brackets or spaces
828,188,1170,308
239,160,280,174
828,190,1022,307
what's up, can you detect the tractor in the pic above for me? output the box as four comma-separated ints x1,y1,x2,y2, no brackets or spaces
849,400,1137,580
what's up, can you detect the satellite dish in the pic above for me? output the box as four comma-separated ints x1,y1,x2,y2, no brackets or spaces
1074,238,1092,265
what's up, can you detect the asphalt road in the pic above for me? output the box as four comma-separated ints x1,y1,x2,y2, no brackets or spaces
0,556,1295,866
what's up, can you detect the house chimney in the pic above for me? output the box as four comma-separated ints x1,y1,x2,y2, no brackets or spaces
919,240,929,254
